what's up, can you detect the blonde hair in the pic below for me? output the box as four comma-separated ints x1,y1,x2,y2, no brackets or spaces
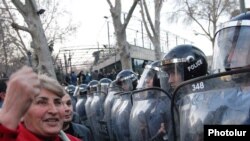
38,74,65,98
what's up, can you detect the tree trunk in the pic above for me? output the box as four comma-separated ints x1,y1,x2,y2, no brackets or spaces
140,0,163,60
107,0,139,70
12,0,56,78
117,32,132,69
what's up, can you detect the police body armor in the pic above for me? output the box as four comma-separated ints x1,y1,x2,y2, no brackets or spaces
172,12,250,141
90,78,112,141
172,70,250,141
75,84,88,124
112,70,138,141
129,61,171,141
130,91,170,141
115,93,133,141
100,81,122,141
110,93,123,141
85,80,98,141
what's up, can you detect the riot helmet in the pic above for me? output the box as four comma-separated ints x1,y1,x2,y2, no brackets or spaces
79,84,88,96
213,12,250,72
109,80,122,92
137,60,161,89
160,44,208,89
99,78,112,94
87,80,99,94
65,85,76,96
115,69,138,91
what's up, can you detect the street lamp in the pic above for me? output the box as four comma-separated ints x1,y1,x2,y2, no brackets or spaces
104,16,111,54
240,0,246,13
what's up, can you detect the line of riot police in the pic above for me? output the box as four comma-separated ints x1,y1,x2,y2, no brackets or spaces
64,12,250,141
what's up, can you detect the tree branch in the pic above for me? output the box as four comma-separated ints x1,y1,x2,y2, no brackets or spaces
11,0,26,16
140,0,153,40
142,0,156,36
11,23,30,33
4,0,28,53
121,0,139,33
106,0,114,9
185,1,211,39
11,41,27,57
43,1,57,31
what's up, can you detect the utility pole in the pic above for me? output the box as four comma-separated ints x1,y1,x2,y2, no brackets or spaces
59,59,64,84
104,16,111,54
141,20,144,48
240,0,246,13
68,52,72,73
64,53,68,74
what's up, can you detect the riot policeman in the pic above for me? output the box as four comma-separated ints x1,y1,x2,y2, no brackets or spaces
75,84,88,124
129,61,171,141
90,78,112,141
102,80,123,141
160,44,208,93
159,44,208,141
65,84,77,111
168,11,250,140
112,70,138,141
212,12,250,72
85,80,99,141
171,12,250,141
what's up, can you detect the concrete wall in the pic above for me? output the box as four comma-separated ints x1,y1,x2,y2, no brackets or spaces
93,44,212,71
93,45,164,70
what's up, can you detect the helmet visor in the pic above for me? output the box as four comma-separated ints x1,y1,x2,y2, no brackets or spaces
160,62,185,92
137,65,158,89
89,85,98,94
213,21,250,72
100,83,109,94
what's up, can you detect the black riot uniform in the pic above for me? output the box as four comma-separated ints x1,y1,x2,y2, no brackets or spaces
75,84,88,124
112,70,138,141
170,13,250,141
89,78,112,141
129,61,171,141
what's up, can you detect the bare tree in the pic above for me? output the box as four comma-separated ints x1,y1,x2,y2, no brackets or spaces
0,20,9,75
37,0,77,50
107,0,140,70
0,4,25,75
2,0,78,79
140,0,163,60
167,0,238,49
1,0,55,78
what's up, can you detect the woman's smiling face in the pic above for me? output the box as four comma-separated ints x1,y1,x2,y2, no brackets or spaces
23,88,65,137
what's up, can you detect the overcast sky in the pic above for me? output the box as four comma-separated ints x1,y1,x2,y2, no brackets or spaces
57,0,250,58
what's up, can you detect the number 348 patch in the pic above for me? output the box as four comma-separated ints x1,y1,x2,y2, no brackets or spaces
191,82,205,91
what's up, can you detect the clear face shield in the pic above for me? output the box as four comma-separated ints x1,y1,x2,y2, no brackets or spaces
89,84,98,94
79,88,87,96
65,85,76,96
117,73,138,91
213,20,250,72
100,83,110,94
137,65,159,89
160,59,185,94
